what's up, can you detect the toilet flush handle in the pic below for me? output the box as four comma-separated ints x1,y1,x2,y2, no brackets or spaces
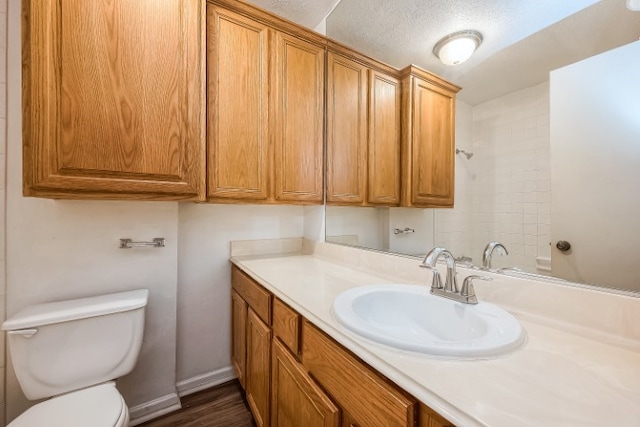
8,329,38,338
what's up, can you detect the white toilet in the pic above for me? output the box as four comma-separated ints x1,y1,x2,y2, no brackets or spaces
1,289,149,427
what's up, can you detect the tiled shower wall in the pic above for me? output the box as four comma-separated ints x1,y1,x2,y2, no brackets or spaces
470,82,552,272
1,0,7,424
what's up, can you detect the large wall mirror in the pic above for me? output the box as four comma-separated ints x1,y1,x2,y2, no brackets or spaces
324,0,640,293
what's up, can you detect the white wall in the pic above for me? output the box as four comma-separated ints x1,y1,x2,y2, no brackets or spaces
175,204,304,391
434,100,474,261
470,82,551,272
550,40,640,289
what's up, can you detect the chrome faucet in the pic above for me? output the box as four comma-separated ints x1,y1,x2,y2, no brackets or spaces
422,247,458,293
482,242,509,269
421,247,492,304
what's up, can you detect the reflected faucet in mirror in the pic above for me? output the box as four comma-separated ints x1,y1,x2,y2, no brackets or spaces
482,242,509,270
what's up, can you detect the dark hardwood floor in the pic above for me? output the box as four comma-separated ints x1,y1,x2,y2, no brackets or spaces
138,380,256,427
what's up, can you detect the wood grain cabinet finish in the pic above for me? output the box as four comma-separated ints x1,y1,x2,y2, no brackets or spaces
401,66,460,208
272,32,325,203
22,0,204,200
368,70,402,205
231,290,248,388
207,5,270,201
247,308,272,427
326,50,401,206
273,298,301,356
271,339,340,427
326,53,368,204
419,404,455,427
207,4,324,204
302,320,417,427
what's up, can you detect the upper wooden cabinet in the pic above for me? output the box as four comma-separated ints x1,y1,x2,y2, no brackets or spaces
207,6,270,201
401,66,460,208
272,32,325,203
207,4,324,204
368,69,402,205
22,0,204,200
326,52,368,205
326,48,401,207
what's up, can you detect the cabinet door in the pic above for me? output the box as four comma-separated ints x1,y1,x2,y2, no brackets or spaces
271,340,340,427
404,77,456,207
207,5,270,201
273,32,325,204
368,70,401,205
302,321,416,427
23,0,204,200
326,53,368,205
231,290,248,388
247,308,272,427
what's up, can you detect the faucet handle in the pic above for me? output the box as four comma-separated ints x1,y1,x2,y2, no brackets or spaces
420,264,443,290
460,275,493,304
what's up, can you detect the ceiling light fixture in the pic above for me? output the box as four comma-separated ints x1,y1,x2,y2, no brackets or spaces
433,30,483,66
627,0,640,11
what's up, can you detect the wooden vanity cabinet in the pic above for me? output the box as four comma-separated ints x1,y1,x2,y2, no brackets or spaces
326,47,401,206
400,66,460,208
231,265,458,427
271,339,340,427
231,290,248,387
302,320,417,427
22,0,204,200
231,266,273,427
207,3,324,204
247,308,272,427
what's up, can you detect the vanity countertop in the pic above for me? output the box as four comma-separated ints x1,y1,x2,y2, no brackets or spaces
230,242,640,427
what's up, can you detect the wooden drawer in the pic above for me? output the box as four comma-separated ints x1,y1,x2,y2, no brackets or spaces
302,320,416,427
273,298,301,356
232,266,272,325
419,404,455,427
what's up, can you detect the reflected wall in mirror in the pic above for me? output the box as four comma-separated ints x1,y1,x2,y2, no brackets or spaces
324,2,640,293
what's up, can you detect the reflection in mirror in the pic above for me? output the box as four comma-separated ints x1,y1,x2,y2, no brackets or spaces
324,3,640,293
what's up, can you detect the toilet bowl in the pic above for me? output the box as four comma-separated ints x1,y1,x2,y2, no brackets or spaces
2,289,149,426
8,383,129,427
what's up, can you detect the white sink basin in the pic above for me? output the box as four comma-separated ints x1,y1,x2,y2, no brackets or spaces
332,284,525,359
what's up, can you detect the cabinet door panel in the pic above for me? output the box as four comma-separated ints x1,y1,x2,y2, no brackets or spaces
271,340,340,427
368,70,401,205
207,6,270,200
326,53,367,204
23,0,203,199
231,290,248,388
409,79,455,207
273,33,324,203
247,308,272,427
302,321,416,427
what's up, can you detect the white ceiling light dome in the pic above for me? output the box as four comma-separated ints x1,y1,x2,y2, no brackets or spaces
433,30,483,66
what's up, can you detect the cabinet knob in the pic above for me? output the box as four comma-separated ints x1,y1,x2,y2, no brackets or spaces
556,240,571,252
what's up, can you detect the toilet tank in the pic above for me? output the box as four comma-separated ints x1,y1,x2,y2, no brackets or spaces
2,289,149,400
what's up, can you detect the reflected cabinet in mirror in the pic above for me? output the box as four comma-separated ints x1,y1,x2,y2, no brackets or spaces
324,1,640,293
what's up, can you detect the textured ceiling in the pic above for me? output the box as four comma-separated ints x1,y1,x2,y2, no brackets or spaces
245,0,341,29
243,0,640,105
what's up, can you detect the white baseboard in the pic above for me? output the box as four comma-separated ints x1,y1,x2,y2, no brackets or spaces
176,366,237,397
128,392,181,426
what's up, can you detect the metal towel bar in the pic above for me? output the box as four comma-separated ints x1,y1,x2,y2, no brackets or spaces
119,238,165,249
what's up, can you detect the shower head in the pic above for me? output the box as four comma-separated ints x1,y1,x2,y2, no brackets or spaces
456,148,473,159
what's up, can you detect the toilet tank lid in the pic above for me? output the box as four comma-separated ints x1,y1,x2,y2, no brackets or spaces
2,289,149,331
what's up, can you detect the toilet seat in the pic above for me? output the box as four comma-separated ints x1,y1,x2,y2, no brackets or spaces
8,383,128,427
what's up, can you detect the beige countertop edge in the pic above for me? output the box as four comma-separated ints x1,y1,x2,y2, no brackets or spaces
229,254,640,427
